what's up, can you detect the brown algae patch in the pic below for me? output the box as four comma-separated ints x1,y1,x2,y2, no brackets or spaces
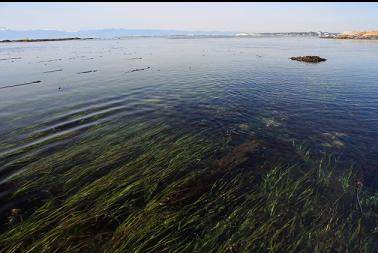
262,117,281,127
320,131,347,149
238,123,249,131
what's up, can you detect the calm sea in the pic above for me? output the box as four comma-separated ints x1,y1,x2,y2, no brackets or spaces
1,36,378,188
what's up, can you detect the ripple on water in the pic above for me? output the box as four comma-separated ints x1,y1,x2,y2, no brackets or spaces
0,37,378,188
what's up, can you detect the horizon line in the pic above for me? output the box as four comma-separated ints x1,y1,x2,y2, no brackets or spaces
0,27,343,34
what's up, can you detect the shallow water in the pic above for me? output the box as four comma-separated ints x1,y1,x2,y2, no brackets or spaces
1,36,378,188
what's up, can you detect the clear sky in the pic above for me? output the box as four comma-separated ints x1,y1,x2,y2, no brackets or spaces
1,2,378,33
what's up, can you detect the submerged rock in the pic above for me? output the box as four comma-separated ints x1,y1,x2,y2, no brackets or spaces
159,185,209,206
158,136,305,207
159,139,264,206
290,56,326,63
11,208,21,216
217,139,261,169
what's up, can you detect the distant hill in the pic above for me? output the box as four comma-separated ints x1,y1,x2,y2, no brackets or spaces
0,29,342,40
0,29,237,40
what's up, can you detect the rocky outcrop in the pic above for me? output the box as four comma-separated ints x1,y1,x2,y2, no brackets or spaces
321,31,378,40
290,56,326,63
336,31,378,40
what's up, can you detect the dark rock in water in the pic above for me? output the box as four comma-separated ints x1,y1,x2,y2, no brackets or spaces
159,139,265,206
159,185,209,206
217,139,261,169
290,56,326,63
158,136,307,207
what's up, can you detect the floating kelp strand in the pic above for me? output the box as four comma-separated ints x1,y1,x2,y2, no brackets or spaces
125,67,151,74
77,70,98,74
37,59,62,63
0,57,22,61
43,69,63,74
0,81,41,90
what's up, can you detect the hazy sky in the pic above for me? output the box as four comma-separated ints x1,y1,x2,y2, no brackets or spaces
1,2,378,33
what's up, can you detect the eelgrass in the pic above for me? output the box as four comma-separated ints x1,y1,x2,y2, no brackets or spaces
0,118,377,253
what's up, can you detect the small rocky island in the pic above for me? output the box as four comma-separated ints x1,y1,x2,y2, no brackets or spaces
290,56,327,63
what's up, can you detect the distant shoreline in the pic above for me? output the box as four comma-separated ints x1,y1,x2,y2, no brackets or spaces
2,34,377,42
0,37,94,43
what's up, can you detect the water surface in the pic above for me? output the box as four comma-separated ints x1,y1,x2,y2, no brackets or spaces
1,36,378,187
